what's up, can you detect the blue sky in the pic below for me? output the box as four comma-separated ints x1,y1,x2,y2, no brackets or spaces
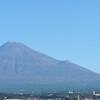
0,0,100,73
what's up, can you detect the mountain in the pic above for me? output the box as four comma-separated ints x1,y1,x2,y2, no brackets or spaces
0,42,100,93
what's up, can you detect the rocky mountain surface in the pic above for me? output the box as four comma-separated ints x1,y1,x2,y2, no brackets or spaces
0,42,100,92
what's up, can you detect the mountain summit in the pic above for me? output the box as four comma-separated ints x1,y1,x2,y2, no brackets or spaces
0,42,100,92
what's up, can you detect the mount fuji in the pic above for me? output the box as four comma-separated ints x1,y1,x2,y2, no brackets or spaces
0,42,100,93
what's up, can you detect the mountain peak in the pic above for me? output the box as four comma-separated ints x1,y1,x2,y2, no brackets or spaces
3,41,24,46
1,42,28,51
6,41,18,44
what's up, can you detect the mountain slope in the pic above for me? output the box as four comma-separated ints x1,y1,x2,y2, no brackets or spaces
0,42,100,92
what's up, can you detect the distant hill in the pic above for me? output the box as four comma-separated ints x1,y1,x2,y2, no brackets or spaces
0,42,100,93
